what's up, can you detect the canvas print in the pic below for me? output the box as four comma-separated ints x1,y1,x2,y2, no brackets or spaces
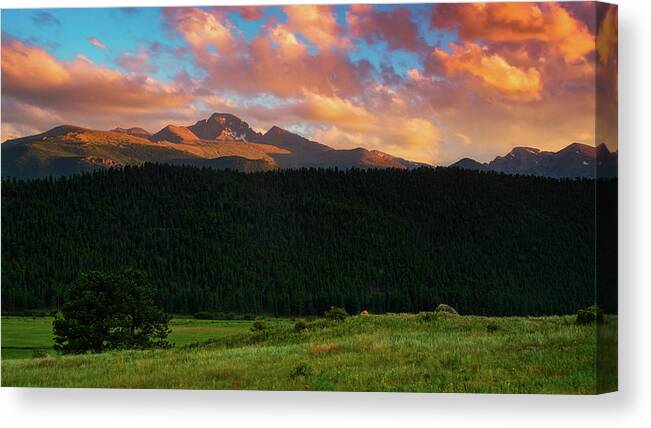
0,2,617,394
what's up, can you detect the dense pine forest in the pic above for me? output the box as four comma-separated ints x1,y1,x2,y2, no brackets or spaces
1,164,616,316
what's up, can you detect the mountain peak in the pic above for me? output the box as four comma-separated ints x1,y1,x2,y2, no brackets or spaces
264,125,290,137
509,147,541,156
450,142,617,178
557,142,595,156
208,112,239,122
150,125,199,144
260,126,333,158
450,158,488,171
45,125,87,136
188,112,261,142
111,127,151,138
3,112,428,178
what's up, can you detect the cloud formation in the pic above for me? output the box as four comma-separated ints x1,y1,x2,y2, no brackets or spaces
116,50,157,73
88,37,107,49
284,5,348,50
2,37,194,137
431,2,594,63
2,3,614,164
434,42,542,101
32,12,60,26
347,5,425,52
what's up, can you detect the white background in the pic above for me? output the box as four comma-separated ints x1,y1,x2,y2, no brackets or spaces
1,0,649,427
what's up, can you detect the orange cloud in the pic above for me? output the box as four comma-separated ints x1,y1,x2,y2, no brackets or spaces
284,5,348,50
2,37,194,135
2,4,607,168
291,91,376,132
596,4,618,152
432,2,595,63
268,25,308,60
407,68,424,81
404,70,597,164
166,7,367,98
597,5,617,65
165,7,237,58
313,117,439,164
286,87,440,163
434,43,542,101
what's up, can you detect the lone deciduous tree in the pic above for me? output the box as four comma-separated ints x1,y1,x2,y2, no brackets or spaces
53,270,171,354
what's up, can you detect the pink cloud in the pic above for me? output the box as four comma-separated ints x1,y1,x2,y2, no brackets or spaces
231,6,264,21
164,7,368,98
88,37,107,49
347,5,425,52
116,50,157,74
283,5,349,50
2,37,195,135
2,4,609,166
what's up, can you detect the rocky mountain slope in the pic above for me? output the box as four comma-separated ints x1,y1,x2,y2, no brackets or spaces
450,143,617,178
2,113,426,178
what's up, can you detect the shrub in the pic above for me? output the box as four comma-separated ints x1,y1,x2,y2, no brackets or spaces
289,362,313,380
250,321,267,332
324,306,349,321
576,305,604,325
32,349,48,359
417,311,437,322
193,311,214,320
486,323,499,333
434,304,459,316
294,320,308,332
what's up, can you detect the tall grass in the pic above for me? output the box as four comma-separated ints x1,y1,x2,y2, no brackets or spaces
1,314,614,394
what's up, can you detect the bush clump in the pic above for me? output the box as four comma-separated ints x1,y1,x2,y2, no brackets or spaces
193,311,214,320
417,311,437,322
32,349,49,359
289,362,313,380
434,304,459,316
250,321,267,332
576,305,605,325
294,320,308,332
324,306,349,321
486,323,499,333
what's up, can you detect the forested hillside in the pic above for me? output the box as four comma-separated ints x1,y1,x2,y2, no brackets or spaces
1,164,615,316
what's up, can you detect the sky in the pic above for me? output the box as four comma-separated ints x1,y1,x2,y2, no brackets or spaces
1,2,618,165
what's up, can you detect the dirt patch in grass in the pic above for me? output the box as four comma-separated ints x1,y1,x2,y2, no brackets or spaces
311,343,339,355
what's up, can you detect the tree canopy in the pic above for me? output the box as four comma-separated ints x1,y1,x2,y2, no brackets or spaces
2,164,616,316
53,270,171,353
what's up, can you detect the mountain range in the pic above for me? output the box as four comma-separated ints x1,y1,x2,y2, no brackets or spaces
1,113,426,179
1,112,617,179
450,143,617,178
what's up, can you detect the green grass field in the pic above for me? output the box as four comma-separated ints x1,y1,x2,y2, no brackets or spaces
1,313,616,393
1,316,265,360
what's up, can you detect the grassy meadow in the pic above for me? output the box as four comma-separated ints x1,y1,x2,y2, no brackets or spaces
1,316,268,360
1,313,616,393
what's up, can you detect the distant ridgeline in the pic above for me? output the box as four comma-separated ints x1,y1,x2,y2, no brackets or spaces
1,164,617,316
